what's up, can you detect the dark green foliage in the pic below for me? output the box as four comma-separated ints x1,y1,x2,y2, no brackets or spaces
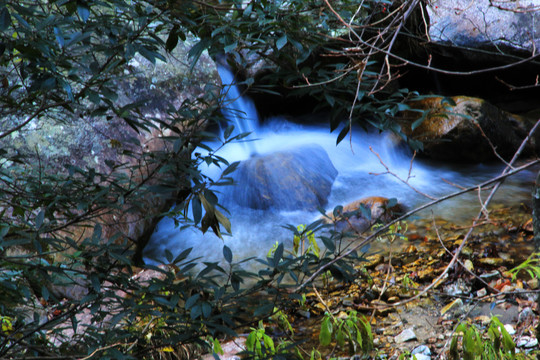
0,0,427,358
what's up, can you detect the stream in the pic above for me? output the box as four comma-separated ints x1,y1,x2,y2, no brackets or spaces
143,66,538,267
143,116,537,267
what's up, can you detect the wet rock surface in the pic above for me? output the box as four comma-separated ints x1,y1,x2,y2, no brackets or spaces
226,144,338,211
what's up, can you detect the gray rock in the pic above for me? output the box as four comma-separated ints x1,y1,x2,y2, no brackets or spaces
226,144,337,211
395,327,417,343
412,345,431,356
517,336,539,348
428,0,540,54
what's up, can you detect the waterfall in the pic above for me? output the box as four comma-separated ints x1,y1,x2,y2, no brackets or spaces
217,65,259,155
143,65,537,268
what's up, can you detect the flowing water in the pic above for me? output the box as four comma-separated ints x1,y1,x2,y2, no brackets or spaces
143,67,537,266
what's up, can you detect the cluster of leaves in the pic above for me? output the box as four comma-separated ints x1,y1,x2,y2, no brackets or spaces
164,0,429,147
449,316,517,360
319,310,373,357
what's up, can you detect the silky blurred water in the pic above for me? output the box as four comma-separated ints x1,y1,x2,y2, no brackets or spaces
143,66,537,266
143,116,537,266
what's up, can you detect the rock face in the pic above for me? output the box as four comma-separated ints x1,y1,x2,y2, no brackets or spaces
226,144,338,211
400,96,540,162
427,0,540,54
325,196,405,233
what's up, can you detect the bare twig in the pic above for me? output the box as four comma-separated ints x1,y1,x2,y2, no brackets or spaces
432,214,498,293
369,146,437,200
295,152,540,293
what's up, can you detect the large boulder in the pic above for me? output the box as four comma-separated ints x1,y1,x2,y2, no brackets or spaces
226,144,338,211
325,196,406,233
400,96,540,162
427,1,540,54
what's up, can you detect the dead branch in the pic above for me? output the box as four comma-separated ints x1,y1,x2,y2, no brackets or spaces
369,146,437,200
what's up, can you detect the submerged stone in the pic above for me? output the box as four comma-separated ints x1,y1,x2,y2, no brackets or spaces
226,144,337,211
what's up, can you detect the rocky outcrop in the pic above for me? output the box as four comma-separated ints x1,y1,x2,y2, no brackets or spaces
325,196,405,233
427,1,540,54
400,96,540,162
225,144,338,211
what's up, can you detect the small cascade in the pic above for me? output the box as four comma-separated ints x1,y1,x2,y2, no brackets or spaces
142,67,537,268
217,65,260,155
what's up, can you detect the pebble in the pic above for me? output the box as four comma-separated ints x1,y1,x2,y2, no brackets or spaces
518,307,534,323
395,327,417,343
440,298,463,316
503,324,515,335
500,284,515,293
479,270,500,280
516,336,538,348
478,257,505,266
527,277,538,289
476,288,487,297
297,310,310,318
412,345,431,356
342,297,354,306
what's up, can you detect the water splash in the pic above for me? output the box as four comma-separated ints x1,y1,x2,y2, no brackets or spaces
217,65,260,155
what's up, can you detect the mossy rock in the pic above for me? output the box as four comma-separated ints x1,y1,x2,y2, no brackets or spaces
400,96,540,162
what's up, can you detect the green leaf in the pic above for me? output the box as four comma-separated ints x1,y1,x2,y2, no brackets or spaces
35,210,45,229
223,245,232,263
276,35,287,50
192,197,202,225
411,111,427,131
173,248,192,263
0,225,9,240
336,125,349,145
273,243,283,267
214,208,231,233
77,5,90,22
0,8,12,32
54,27,64,48
319,316,333,346
90,274,100,293
202,302,212,318
188,38,211,70
185,294,199,309
41,286,49,301
221,161,239,177
166,25,179,52
224,42,237,54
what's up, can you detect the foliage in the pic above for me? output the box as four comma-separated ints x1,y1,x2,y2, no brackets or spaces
0,0,451,358
319,310,373,357
165,0,430,147
293,224,320,258
449,316,516,360
508,252,540,281
373,220,409,244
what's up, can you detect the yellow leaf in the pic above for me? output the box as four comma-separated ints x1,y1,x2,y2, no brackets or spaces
162,346,174,352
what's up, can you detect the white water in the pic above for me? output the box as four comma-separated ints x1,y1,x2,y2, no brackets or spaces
143,67,536,267
144,117,535,266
